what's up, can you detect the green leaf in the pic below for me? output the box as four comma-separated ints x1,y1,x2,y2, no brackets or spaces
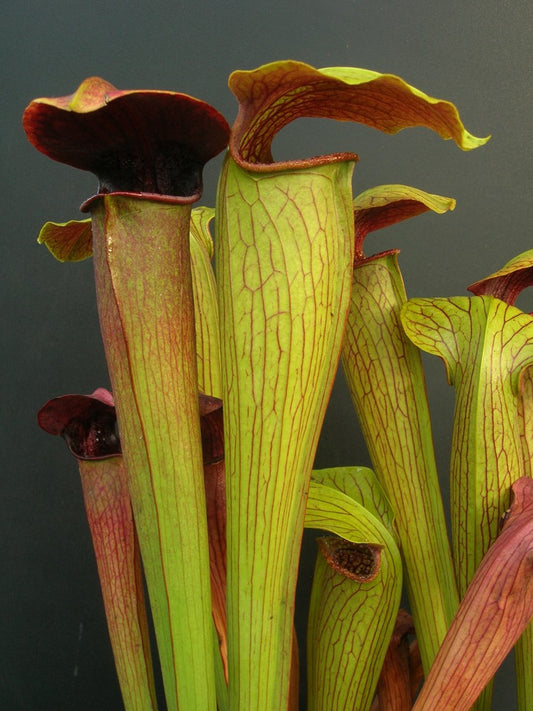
342,248,458,673
189,206,223,399
91,196,215,711
216,58,483,708
216,155,355,711
467,252,533,711
38,219,92,262
311,465,397,540
305,478,402,711
36,202,225,710
402,295,533,592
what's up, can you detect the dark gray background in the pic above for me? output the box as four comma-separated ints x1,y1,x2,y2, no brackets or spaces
3,1,532,708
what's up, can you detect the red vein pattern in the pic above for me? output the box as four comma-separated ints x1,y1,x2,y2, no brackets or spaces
216,157,355,710
342,252,458,673
305,474,402,711
402,296,533,595
413,477,533,711
79,457,157,710
92,196,215,711
229,62,488,169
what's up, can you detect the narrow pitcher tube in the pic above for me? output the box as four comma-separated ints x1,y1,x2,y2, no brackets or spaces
24,77,229,710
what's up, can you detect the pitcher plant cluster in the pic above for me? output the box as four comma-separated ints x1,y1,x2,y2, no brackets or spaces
23,61,533,711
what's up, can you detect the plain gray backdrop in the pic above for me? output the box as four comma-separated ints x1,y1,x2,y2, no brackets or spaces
3,1,533,708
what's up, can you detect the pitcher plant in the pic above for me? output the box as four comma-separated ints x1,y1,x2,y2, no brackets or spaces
25,61,533,711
